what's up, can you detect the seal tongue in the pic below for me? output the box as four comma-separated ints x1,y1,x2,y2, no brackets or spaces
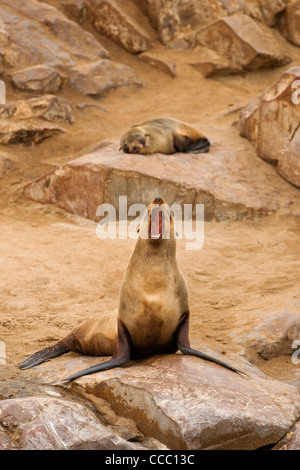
150,208,162,239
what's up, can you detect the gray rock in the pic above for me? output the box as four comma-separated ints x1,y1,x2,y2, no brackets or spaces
69,59,142,97
11,65,64,94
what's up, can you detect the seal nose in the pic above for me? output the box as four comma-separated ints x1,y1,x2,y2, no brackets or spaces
153,197,162,205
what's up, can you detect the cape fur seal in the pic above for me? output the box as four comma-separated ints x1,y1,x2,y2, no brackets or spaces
19,197,242,381
119,118,210,155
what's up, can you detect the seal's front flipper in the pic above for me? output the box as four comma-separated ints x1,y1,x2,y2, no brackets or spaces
18,342,69,370
60,320,131,382
184,138,210,154
176,313,244,375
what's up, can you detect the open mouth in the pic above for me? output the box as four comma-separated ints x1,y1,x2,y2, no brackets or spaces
149,206,163,240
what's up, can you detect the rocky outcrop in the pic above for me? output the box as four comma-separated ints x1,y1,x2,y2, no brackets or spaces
0,0,109,71
0,95,74,144
196,14,291,71
3,353,299,450
22,130,300,221
239,66,300,188
86,0,152,53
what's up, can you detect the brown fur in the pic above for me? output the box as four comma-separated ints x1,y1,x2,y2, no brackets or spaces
19,197,243,378
119,118,210,155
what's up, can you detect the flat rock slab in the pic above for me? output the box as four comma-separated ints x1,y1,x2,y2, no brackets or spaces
23,127,300,222
0,120,64,145
28,354,300,450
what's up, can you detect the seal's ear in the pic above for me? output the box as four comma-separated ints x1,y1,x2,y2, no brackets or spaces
136,225,140,233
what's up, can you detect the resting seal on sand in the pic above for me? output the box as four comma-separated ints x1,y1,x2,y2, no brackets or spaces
119,118,210,155
19,197,242,381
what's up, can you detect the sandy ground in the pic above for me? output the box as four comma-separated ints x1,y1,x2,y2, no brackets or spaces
0,27,300,386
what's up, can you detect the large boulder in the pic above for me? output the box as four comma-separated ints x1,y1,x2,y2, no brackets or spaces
239,66,300,188
86,0,152,53
22,129,300,222
196,14,291,71
19,353,300,450
0,0,109,71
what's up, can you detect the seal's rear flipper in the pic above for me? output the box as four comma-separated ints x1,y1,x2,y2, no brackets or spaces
18,342,69,370
176,313,245,376
60,319,131,382
184,138,210,154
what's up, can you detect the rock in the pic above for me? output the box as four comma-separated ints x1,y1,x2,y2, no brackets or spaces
0,121,64,145
69,59,142,97
87,0,152,53
22,130,300,222
0,96,75,124
0,396,158,450
244,311,300,361
190,59,243,78
10,65,64,94
32,354,300,450
62,0,89,24
139,52,176,77
279,0,300,47
244,0,287,26
0,0,109,71
273,421,300,450
239,66,300,188
135,0,287,46
196,14,291,71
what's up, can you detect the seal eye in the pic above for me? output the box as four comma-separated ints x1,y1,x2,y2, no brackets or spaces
139,139,145,146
